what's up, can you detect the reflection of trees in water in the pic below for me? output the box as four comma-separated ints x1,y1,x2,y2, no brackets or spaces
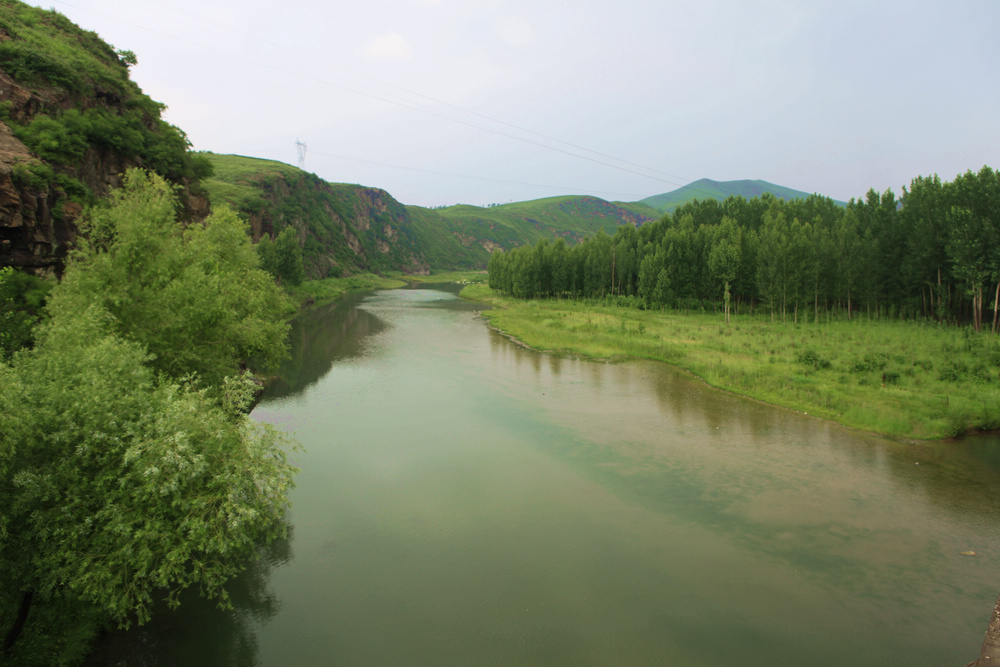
880,435,1000,524
83,525,293,667
264,294,386,400
498,329,1000,535
638,354,1000,523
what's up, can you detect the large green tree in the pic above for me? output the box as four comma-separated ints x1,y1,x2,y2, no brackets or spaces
0,170,297,662
52,170,290,386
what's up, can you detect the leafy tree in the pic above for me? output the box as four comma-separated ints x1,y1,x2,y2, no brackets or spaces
0,309,296,657
756,207,788,322
258,226,305,287
900,174,952,319
0,267,51,360
707,216,742,323
638,243,662,309
946,167,1000,331
0,171,297,661
548,238,570,296
52,170,290,386
832,209,863,319
947,203,995,331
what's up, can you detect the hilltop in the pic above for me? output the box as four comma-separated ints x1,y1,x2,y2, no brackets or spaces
203,152,660,275
639,178,844,214
0,1,843,280
407,195,658,270
201,153,429,277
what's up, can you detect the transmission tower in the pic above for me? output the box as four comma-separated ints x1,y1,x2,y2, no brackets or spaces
295,139,307,169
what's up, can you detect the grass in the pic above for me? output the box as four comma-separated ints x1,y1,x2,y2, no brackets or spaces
401,270,488,285
284,271,487,310
285,273,407,308
462,284,1000,440
406,196,659,270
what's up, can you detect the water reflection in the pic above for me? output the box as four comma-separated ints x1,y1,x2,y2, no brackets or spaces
263,293,385,400
83,526,293,667
83,286,1000,666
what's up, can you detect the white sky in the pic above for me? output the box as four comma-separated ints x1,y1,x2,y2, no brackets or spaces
30,0,1000,207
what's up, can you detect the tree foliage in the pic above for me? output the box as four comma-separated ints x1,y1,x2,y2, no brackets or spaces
0,266,51,360
52,170,291,386
0,171,297,662
488,166,1000,329
257,226,305,287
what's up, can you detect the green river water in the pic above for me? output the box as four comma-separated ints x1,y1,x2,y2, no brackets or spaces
93,285,1000,666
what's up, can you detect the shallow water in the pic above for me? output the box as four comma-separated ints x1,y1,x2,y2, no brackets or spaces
93,285,1000,666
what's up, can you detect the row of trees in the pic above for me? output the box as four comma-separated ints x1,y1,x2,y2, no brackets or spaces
488,166,1000,330
0,171,297,662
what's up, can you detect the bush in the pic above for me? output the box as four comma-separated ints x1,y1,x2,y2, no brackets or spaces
797,349,831,370
850,353,888,373
938,361,968,382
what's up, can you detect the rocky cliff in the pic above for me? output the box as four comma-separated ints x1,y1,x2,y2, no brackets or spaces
0,2,652,280
0,3,209,275
202,153,429,278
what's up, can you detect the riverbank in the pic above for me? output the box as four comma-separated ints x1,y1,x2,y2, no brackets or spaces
461,284,1000,440
285,271,487,310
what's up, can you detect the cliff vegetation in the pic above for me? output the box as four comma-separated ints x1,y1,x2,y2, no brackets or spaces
0,1,210,273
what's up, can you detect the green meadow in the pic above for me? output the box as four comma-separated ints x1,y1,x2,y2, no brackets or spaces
462,284,1000,440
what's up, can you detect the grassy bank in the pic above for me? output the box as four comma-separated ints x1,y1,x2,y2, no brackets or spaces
286,271,487,309
285,273,408,308
401,270,488,285
462,284,1000,440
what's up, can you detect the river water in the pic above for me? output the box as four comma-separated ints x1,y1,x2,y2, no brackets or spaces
94,285,1000,666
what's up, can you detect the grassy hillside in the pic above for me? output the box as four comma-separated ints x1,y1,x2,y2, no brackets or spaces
201,153,429,278
204,154,660,274
408,195,659,270
640,178,842,214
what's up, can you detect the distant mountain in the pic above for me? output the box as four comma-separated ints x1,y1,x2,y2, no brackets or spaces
639,178,843,214
407,196,659,270
202,154,660,274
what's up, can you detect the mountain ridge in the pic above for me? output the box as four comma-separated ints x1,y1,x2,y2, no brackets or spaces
640,178,845,214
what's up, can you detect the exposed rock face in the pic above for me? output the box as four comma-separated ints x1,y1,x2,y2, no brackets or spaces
968,591,1000,666
203,156,430,278
0,6,210,275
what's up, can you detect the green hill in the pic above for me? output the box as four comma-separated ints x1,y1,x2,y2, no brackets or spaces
203,153,661,274
201,153,429,278
639,178,842,214
408,196,659,270
0,1,211,273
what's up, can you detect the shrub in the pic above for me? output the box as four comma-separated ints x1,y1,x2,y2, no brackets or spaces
850,353,888,373
797,349,831,370
938,361,968,382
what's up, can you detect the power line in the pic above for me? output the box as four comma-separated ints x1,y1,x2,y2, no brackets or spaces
307,148,649,200
46,0,723,201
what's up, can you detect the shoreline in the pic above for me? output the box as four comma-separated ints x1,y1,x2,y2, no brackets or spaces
464,286,1000,442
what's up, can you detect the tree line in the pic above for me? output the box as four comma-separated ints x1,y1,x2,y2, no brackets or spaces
487,166,1000,330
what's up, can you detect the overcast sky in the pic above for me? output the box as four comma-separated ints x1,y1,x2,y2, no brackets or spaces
32,0,1000,207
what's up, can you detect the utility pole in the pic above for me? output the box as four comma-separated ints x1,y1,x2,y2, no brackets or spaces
295,139,307,169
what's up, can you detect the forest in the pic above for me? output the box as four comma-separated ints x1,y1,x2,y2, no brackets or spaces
487,166,1000,331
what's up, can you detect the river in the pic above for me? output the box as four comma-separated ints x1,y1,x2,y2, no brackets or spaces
92,285,1000,666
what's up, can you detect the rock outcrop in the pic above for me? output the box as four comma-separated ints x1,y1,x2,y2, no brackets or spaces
202,154,429,278
0,4,209,275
